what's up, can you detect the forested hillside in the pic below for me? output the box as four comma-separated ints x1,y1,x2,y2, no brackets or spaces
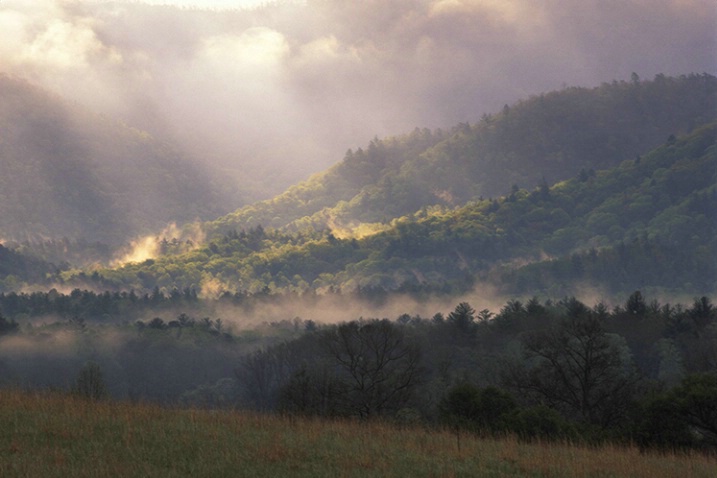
0,75,229,244
0,70,715,456
210,74,716,235
1,74,714,299
65,122,715,298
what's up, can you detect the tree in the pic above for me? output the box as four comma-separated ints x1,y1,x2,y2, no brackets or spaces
322,319,422,419
510,315,639,427
0,313,19,335
277,365,348,417
446,302,477,343
440,383,528,436
625,290,647,317
73,361,107,401
236,343,299,411
447,302,476,331
673,373,717,445
688,296,715,330
633,373,717,450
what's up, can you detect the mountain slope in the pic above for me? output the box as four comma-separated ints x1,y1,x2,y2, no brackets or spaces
0,74,228,244
209,74,717,236
86,123,716,297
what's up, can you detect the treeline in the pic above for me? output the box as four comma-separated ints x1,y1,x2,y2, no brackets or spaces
210,73,717,234
0,292,714,452
0,287,198,322
233,293,717,452
65,123,716,299
2,76,715,300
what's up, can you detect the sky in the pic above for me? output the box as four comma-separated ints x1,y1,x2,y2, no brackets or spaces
141,0,278,8
1,0,715,200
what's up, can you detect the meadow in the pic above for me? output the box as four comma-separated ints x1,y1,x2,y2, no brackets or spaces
1,390,715,477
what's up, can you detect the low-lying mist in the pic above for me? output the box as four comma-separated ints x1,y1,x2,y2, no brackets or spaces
0,284,511,403
1,285,710,410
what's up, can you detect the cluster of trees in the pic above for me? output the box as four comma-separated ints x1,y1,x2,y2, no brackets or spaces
54,122,715,300
1,290,715,451
234,294,717,451
0,244,61,292
0,287,200,323
1,75,713,301
210,73,716,235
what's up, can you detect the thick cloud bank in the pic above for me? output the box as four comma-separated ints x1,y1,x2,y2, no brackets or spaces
1,0,714,198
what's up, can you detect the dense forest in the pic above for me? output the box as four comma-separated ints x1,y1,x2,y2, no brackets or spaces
210,73,716,234
0,73,715,455
0,291,714,451
0,75,714,300
38,120,713,299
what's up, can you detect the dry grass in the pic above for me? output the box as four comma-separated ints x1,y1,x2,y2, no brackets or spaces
0,389,714,477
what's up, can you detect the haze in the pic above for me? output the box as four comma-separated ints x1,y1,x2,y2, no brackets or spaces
1,0,715,201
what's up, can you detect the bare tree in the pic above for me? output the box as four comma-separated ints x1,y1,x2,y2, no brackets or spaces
73,361,107,401
322,319,423,419
508,314,639,427
236,343,299,411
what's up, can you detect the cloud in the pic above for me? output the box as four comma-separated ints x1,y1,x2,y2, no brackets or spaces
1,0,714,200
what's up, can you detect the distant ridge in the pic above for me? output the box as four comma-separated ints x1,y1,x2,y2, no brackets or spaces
0,75,227,244
209,74,717,236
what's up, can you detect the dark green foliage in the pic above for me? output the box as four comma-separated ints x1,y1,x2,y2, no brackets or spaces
0,287,200,323
688,296,716,329
0,291,715,452
508,405,575,442
0,244,61,292
673,374,717,444
626,291,648,318
439,384,576,439
507,311,640,427
439,383,483,429
73,362,107,401
632,392,694,451
0,313,18,336
633,374,717,451
447,302,477,339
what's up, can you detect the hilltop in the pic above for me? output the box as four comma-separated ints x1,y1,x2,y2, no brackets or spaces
84,121,716,299
1,74,714,299
210,74,716,235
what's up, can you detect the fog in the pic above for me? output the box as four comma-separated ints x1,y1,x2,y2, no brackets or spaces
1,0,714,200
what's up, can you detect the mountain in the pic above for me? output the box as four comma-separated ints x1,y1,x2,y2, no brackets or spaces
82,121,716,298
0,74,229,244
209,74,717,236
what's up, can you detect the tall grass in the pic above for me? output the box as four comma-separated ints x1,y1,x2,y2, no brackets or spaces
0,390,714,477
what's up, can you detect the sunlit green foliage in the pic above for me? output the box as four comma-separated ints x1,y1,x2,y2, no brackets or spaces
208,74,716,236
74,122,716,299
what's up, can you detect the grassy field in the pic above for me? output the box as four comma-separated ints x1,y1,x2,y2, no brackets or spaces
0,390,715,477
